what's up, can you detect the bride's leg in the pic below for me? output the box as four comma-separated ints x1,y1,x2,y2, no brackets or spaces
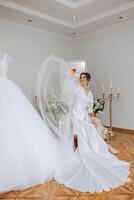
90,116,119,155
108,144,119,155
90,116,103,137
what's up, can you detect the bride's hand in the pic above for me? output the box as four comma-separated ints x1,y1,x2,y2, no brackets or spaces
71,68,77,77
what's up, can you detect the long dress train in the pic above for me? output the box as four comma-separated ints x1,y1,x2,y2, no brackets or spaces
0,55,69,192
55,77,130,192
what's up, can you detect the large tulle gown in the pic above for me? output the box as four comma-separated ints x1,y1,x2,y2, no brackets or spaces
0,55,69,192
55,77,131,192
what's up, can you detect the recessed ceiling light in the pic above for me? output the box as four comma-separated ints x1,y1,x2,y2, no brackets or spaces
118,16,123,19
72,32,76,35
72,16,77,20
28,19,32,22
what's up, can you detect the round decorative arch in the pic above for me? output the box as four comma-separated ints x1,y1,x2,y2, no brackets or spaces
35,55,69,137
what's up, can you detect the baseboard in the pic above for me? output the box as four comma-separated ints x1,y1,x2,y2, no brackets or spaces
105,126,134,134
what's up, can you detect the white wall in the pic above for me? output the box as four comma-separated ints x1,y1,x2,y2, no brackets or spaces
0,19,73,101
74,21,134,130
1,18,134,130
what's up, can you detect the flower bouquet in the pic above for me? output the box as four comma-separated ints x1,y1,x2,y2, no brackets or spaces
93,98,105,116
45,94,69,121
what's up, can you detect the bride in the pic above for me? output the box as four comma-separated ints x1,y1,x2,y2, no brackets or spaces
80,71,119,154
55,68,131,192
0,54,69,192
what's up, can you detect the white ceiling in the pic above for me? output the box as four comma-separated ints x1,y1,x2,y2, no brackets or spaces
55,0,94,9
0,0,134,37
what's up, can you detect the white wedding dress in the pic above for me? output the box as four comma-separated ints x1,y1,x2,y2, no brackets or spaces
55,77,131,192
0,55,70,192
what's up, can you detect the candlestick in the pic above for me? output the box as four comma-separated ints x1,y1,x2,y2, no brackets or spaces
110,77,112,88
0,34,3,55
117,92,120,99
109,93,114,137
102,92,105,100
0,39,2,55
117,83,120,93
101,82,121,140
102,82,105,93
117,83,120,99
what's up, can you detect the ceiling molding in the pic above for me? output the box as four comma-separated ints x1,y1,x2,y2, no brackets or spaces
0,0,134,30
0,17,73,40
55,0,94,9
76,19,134,39
0,0,73,28
74,1,134,27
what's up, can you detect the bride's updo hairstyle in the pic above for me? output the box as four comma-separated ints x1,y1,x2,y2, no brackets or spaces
80,72,91,85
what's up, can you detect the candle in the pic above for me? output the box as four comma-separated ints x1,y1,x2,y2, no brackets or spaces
109,77,113,94
102,82,105,93
0,33,3,55
117,83,120,94
0,37,2,55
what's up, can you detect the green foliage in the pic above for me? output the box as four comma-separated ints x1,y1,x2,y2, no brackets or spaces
93,98,105,116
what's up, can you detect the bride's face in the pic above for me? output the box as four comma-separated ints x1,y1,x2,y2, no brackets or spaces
80,74,88,87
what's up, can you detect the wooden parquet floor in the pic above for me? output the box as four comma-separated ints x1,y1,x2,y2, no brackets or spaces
0,132,134,200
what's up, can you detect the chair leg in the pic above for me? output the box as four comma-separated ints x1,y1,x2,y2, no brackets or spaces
74,135,78,150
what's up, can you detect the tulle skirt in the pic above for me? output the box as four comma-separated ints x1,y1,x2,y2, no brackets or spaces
0,78,68,192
